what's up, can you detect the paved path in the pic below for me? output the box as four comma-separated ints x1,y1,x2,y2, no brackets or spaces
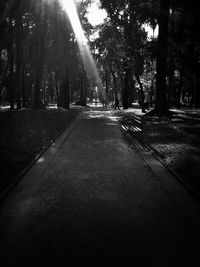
0,108,200,266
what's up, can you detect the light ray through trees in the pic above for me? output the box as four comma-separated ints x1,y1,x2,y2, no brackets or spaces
60,0,106,102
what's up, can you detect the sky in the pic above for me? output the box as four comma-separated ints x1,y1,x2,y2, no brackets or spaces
86,0,107,26
86,1,158,38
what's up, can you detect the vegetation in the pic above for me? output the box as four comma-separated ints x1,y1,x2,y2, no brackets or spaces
119,106,200,199
0,108,80,196
0,0,92,109
97,0,200,114
0,0,200,112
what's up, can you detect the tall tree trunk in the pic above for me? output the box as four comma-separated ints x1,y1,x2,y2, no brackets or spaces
135,74,145,113
33,57,44,109
32,2,46,109
80,68,86,106
8,16,14,110
123,69,129,109
167,58,175,109
21,68,26,107
59,75,70,109
110,67,117,99
176,68,183,108
194,61,200,108
128,72,135,107
155,0,170,115
55,69,59,106
105,71,109,97
48,68,54,102
16,13,23,109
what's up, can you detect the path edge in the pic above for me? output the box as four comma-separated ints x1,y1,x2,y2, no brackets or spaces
0,111,80,201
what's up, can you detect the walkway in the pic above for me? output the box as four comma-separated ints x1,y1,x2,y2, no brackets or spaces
0,107,200,266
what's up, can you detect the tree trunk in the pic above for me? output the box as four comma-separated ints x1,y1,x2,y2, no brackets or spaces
16,13,24,110
110,67,117,100
135,74,145,113
55,69,60,107
8,16,15,110
80,68,86,106
128,72,135,107
105,71,109,98
59,76,70,109
194,62,200,108
33,59,44,109
123,69,129,109
21,68,26,108
155,0,170,116
48,68,54,102
32,2,46,109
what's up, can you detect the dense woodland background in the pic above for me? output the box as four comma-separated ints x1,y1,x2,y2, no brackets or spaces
0,0,200,115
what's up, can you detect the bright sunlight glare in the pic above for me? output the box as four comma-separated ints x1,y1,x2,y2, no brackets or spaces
60,0,87,43
60,0,106,100
87,0,107,26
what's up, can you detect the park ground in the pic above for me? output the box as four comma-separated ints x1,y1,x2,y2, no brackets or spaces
0,104,200,200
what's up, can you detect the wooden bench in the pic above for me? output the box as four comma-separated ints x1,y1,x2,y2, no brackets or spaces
121,114,144,140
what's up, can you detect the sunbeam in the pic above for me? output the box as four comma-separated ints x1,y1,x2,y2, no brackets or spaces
60,0,87,43
60,0,107,102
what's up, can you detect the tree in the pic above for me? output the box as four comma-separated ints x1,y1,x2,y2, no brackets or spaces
1,0,199,112
154,0,170,115
99,0,149,110
93,21,126,104
0,0,91,109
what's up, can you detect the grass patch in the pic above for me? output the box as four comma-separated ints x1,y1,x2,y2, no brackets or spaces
145,117,200,195
0,108,80,195
120,109,200,197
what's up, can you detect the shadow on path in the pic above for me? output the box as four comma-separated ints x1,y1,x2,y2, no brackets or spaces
0,107,200,267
